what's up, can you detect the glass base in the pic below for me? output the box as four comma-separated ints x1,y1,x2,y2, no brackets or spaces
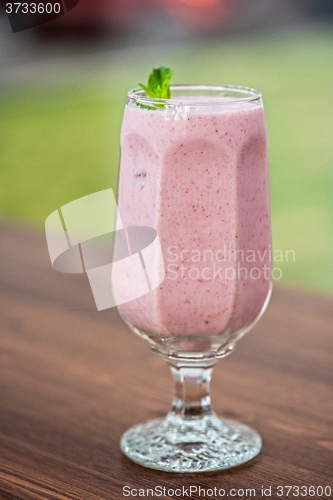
121,413,262,473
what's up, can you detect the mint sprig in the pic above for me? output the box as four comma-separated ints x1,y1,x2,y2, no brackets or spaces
137,66,173,109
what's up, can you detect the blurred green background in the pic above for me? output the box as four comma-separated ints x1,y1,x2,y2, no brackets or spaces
0,25,332,294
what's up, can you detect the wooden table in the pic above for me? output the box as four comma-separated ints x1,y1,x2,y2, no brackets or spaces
0,222,332,500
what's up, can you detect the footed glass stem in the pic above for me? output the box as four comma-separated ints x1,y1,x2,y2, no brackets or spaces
121,360,261,472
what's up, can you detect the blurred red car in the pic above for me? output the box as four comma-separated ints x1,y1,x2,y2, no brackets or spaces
27,0,237,36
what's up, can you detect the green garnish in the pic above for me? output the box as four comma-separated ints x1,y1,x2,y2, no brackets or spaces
137,66,173,109
139,66,173,98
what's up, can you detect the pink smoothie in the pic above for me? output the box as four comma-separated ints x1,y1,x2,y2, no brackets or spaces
115,93,271,346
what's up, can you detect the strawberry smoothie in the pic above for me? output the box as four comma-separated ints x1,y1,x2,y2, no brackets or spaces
115,85,271,355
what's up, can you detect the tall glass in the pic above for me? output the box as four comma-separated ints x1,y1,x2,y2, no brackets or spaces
113,84,271,472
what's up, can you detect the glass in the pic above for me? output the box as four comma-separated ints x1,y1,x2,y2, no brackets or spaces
113,84,272,472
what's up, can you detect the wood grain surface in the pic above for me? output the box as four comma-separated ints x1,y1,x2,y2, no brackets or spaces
0,222,332,500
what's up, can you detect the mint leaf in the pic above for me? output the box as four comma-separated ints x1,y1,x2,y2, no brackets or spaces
139,66,173,99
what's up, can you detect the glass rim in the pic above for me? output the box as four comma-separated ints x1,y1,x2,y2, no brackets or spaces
127,83,262,107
